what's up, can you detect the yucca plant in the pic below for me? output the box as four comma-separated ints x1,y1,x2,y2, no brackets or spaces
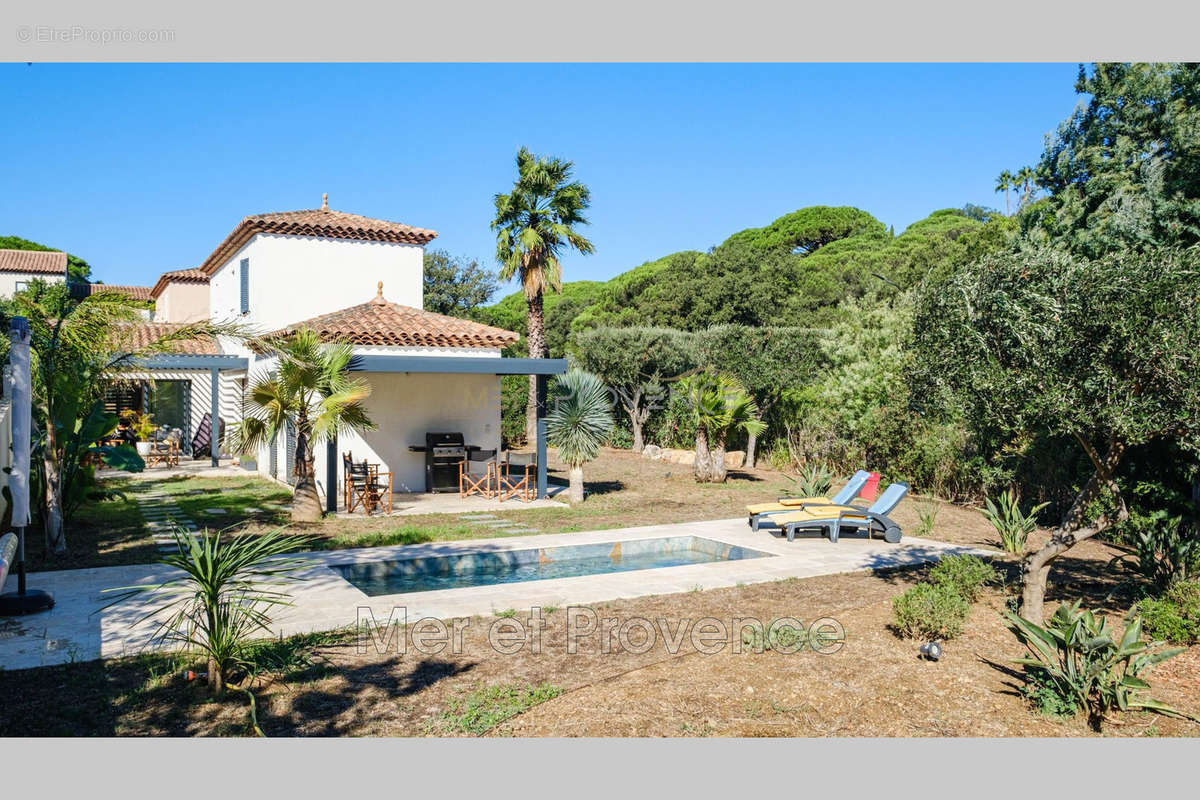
982,488,1048,554
546,369,614,502
792,463,835,498
1004,602,1196,730
105,527,314,695
675,370,766,483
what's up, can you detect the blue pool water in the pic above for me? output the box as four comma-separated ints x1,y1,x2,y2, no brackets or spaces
334,535,771,596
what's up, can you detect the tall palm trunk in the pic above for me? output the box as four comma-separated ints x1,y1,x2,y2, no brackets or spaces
525,291,546,445
290,425,323,523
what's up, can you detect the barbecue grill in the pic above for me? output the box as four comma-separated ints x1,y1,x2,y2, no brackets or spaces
413,432,469,493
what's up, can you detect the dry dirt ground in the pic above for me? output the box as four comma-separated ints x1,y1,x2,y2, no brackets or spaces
6,450,1198,737
5,529,1197,737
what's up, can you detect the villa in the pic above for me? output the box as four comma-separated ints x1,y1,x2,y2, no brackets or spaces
84,196,565,506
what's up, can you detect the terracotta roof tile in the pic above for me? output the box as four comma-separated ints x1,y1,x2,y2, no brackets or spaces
0,248,68,275
266,284,518,350
151,267,210,298
115,322,222,356
83,283,155,301
198,201,437,276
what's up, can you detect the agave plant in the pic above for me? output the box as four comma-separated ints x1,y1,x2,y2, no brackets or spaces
1004,601,1196,730
982,488,1048,554
546,369,614,503
105,526,313,695
792,463,835,498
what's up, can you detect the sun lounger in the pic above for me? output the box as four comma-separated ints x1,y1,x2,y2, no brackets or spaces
746,470,871,531
769,481,909,544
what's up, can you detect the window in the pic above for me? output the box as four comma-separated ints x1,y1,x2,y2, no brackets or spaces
239,257,250,314
14,281,28,292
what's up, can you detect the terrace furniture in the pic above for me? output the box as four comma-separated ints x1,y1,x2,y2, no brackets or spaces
769,481,910,544
496,451,537,502
146,429,182,468
745,470,871,531
343,452,393,515
459,449,497,499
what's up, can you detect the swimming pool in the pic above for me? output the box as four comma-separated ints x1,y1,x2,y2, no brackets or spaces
333,535,772,596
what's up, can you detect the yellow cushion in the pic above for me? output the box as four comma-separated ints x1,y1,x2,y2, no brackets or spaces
745,495,831,515
771,505,868,526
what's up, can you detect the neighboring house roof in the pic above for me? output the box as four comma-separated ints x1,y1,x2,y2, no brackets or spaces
151,267,210,299
79,283,155,302
265,283,519,349
115,322,222,356
0,248,68,275
198,195,438,276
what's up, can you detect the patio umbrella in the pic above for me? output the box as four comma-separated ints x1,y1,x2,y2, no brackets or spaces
0,316,55,615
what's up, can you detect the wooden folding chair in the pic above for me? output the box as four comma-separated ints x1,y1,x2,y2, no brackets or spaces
497,451,537,502
459,449,497,498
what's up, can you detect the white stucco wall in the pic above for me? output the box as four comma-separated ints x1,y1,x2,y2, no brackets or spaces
0,271,66,298
154,281,210,323
209,233,424,345
253,370,501,501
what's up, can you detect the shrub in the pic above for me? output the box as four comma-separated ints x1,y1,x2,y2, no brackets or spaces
1005,602,1195,730
929,554,999,603
914,498,939,537
1138,580,1200,645
1110,510,1200,590
981,488,1048,554
793,462,835,498
892,582,969,640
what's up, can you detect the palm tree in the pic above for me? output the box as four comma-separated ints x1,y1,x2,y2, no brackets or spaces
230,328,376,522
1015,165,1037,209
492,147,594,444
545,369,614,502
676,371,766,483
995,170,1016,215
1,280,238,554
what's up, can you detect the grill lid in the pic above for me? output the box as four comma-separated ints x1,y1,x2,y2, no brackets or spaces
426,431,465,448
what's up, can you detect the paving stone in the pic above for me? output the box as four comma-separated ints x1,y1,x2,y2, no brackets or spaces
459,514,497,520
202,508,227,515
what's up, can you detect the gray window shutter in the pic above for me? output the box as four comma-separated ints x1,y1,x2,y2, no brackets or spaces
240,258,250,313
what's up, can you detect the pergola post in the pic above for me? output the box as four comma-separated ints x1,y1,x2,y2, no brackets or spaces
209,367,220,467
326,434,338,513
536,373,548,499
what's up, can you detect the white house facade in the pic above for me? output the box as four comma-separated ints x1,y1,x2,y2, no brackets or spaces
0,249,68,297
116,195,564,507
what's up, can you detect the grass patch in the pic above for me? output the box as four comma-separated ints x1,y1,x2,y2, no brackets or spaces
435,682,564,735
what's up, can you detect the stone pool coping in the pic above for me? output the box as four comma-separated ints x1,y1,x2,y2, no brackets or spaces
0,518,994,670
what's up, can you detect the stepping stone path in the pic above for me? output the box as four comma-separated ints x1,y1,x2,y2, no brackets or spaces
135,490,205,553
203,508,228,515
457,513,540,535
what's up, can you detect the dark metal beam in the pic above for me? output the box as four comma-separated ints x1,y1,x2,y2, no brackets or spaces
135,355,249,371
536,374,548,499
350,355,568,376
326,435,338,514
209,367,220,467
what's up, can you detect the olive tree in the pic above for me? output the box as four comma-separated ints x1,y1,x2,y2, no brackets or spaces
573,326,694,452
911,246,1200,623
694,325,825,467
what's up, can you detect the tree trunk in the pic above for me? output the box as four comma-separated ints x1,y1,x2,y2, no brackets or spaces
694,428,713,482
290,432,323,523
1020,435,1127,623
525,291,546,446
568,465,584,503
711,436,729,483
41,423,66,555
208,655,225,696
626,386,645,453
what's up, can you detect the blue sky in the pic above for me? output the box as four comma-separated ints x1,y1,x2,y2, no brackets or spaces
1,63,1082,289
